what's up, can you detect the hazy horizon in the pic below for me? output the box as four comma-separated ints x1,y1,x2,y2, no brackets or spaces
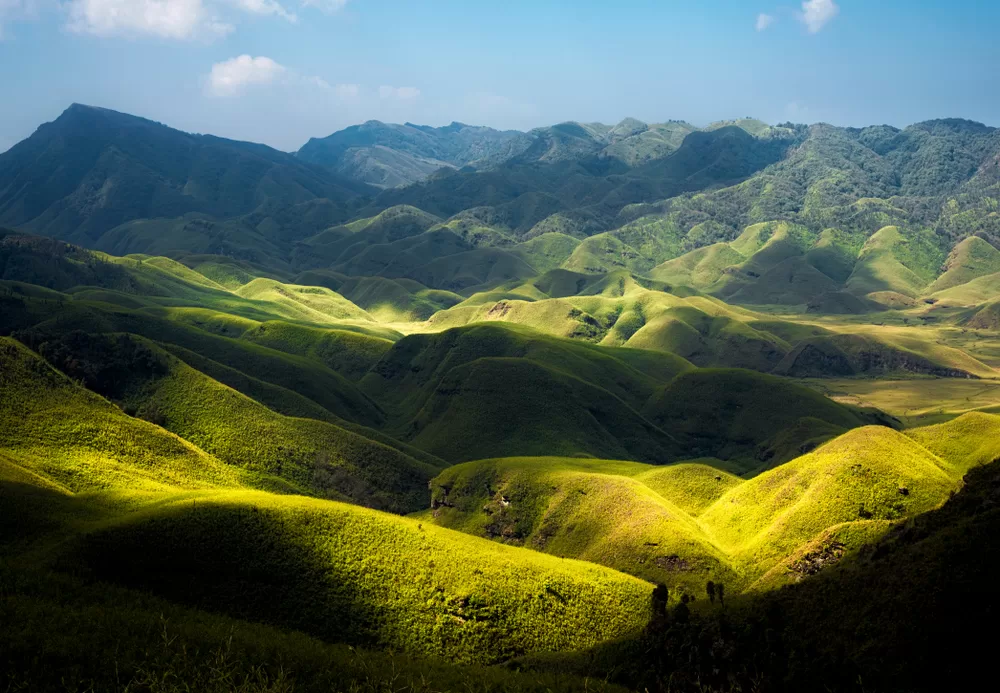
3,100,997,158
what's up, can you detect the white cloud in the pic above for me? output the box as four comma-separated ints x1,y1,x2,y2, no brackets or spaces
755,13,774,31
799,0,839,34
229,0,296,22
379,85,420,101
205,55,355,100
66,0,233,40
207,55,286,97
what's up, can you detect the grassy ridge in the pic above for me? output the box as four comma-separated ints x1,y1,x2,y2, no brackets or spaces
426,456,738,592
0,338,257,496
118,342,437,512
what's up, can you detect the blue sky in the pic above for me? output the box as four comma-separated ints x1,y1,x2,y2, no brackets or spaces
1,0,999,153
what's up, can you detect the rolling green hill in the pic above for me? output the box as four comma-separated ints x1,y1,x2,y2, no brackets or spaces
0,336,653,667
425,414,990,599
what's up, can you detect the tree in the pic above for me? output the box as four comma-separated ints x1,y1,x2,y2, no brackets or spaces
717,583,725,606
674,594,690,624
706,580,716,604
652,583,669,617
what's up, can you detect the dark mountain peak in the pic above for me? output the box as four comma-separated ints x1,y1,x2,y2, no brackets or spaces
0,104,373,245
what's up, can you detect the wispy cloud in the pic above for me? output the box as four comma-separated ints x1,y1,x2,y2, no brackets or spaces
66,0,233,40
301,0,348,12
63,0,349,41
799,0,839,34
229,0,297,22
379,85,421,101
755,13,775,32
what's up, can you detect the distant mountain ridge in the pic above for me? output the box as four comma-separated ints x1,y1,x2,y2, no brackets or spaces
296,117,792,188
297,120,535,188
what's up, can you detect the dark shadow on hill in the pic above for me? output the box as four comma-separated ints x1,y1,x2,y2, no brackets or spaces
69,501,382,650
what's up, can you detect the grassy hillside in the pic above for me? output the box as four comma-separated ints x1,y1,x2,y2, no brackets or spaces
845,226,946,298
0,337,259,495
72,490,650,664
426,414,991,600
426,456,738,590
0,336,653,670
0,563,628,693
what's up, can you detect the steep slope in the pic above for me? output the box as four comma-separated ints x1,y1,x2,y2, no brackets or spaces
12,331,431,511
0,337,261,494
926,235,1000,293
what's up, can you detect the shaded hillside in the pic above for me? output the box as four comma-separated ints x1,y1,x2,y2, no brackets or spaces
642,368,879,469
367,125,797,232
360,323,691,463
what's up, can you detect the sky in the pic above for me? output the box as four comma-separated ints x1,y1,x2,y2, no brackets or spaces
1,0,999,153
